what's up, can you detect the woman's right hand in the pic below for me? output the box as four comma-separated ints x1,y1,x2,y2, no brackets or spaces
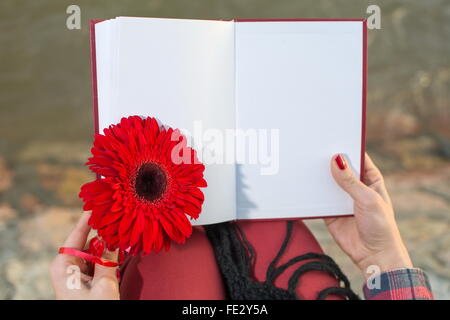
325,153,413,279
49,213,120,300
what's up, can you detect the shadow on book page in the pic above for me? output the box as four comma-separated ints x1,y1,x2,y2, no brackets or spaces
236,164,258,217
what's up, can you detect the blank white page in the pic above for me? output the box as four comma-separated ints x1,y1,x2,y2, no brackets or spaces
235,21,363,219
95,19,113,132
95,17,236,225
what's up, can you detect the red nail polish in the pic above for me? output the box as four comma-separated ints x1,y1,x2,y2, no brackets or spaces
335,154,347,170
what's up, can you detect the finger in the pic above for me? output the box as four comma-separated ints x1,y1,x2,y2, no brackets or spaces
363,153,392,205
331,154,378,203
101,248,119,262
62,213,92,249
363,153,383,186
92,249,119,288
81,272,93,283
323,217,339,227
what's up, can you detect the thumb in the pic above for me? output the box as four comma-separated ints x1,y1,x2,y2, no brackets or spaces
92,248,119,288
331,154,375,203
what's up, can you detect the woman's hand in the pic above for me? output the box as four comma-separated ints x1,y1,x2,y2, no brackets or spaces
326,153,412,279
49,213,120,299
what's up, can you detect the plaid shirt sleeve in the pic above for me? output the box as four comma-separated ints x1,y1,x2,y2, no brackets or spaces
363,268,434,300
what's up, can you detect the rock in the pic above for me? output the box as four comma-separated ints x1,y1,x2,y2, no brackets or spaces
385,166,450,215
434,133,450,159
4,259,24,288
384,110,421,139
56,167,93,206
379,135,445,170
426,271,450,300
0,204,17,231
435,247,450,270
0,156,13,192
35,163,93,206
398,216,449,251
35,163,65,191
18,207,81,254
0,204,17,222
19,193,42,213
390,190,450,217
5,257,55,300
18,142,91,165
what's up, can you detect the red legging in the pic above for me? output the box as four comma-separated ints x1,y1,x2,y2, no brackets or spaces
119,220,341,300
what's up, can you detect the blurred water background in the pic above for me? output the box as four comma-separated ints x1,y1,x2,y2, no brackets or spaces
0,0,449,299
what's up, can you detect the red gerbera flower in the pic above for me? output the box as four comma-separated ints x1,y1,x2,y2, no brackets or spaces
79,116,207,255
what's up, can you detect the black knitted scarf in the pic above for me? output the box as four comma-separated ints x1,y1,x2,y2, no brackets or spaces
204,221,360,300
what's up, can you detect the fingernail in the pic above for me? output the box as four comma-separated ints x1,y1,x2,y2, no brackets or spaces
335,154,347,170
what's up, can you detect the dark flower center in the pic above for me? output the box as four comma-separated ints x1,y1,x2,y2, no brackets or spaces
134,163,168,202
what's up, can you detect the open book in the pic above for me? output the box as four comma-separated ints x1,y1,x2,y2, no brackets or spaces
90,17,367,225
